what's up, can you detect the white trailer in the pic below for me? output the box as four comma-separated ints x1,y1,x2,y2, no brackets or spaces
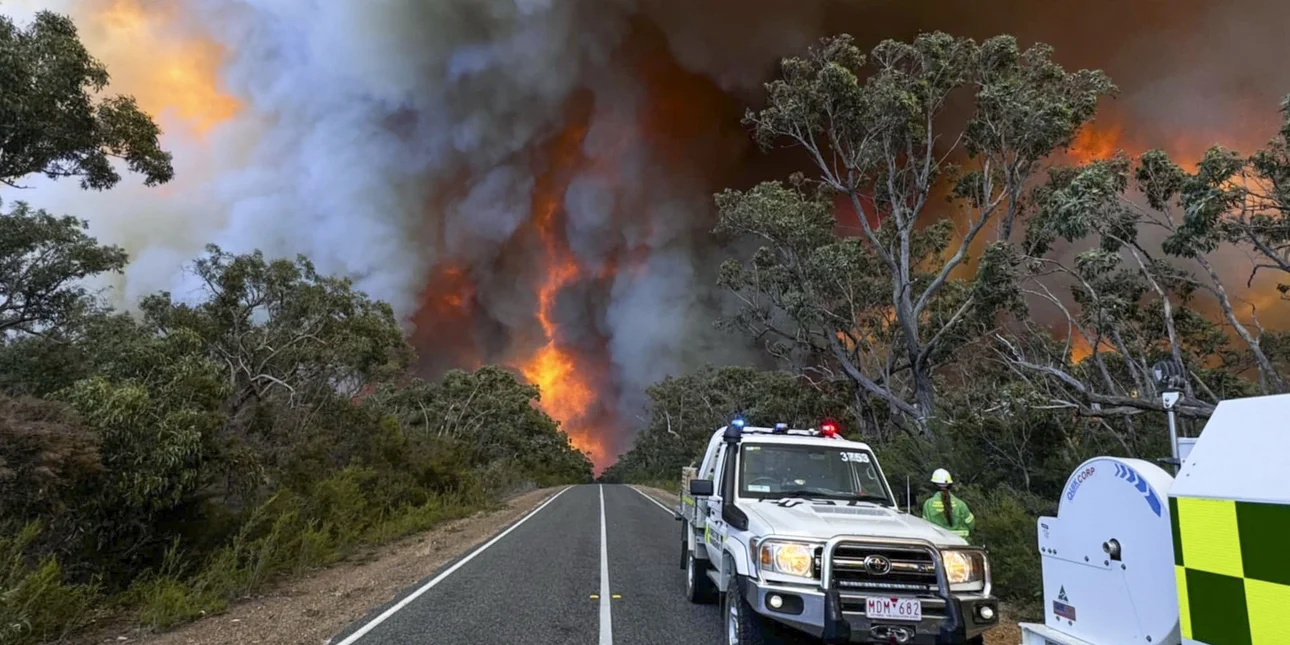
1019,393,1290,645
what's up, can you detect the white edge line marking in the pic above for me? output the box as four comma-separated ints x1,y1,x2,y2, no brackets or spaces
628,485,676,515
333,486,572,645
599,484,613,645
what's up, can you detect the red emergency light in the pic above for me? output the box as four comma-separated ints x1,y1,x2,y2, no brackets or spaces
820,419,841,438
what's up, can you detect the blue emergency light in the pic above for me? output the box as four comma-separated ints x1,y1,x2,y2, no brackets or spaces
723,420,744,442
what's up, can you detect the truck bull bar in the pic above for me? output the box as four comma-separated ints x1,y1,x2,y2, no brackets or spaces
818,536,970,645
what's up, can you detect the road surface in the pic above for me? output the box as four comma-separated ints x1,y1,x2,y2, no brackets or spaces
328,484,724,645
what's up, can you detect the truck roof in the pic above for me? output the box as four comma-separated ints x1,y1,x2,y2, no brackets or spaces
709,425,874,452
740,434,874,450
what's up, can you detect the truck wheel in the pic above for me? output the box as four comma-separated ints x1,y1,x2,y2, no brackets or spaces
685,547,717,604
724,581,773,645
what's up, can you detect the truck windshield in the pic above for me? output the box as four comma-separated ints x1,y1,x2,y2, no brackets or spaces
738,443,891,504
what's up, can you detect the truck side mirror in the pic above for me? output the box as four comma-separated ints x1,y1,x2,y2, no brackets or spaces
690,479,714,497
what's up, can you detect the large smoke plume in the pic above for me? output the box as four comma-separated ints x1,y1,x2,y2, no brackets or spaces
5,0,1290,467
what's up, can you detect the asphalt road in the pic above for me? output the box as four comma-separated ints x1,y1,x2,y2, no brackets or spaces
328,484,725,645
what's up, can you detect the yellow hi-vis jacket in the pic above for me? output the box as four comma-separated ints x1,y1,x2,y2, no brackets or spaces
922,493,976,540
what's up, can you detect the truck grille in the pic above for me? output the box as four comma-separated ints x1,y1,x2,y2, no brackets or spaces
817,543,940,593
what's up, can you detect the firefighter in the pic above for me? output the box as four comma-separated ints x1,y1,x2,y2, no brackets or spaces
922,468,976,540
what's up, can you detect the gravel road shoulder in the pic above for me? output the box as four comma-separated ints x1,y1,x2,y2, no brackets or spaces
90,487,563,645
629,485,1023,645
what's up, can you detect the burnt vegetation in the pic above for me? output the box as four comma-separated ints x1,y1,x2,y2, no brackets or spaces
605,33,1290,611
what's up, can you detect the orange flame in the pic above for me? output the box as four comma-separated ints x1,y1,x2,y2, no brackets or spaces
517,123,606,469
410,263,483,374
1068,122,1124,163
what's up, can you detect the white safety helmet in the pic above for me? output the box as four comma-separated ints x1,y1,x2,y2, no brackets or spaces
930,468,953,486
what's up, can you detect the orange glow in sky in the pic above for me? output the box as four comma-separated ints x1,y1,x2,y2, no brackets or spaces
79,0,240,134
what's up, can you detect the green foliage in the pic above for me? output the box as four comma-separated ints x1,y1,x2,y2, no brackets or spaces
58,339,226,510
722,32,1116,432
0,11,173,189
130,575,220,631
967,37,1115,161
372,366,593,485
958,485,1051,616
0,239,589,638
124,467,484,630
0,201,129,335
140,244,415,413
1019,111,1290,409
0,523,98,645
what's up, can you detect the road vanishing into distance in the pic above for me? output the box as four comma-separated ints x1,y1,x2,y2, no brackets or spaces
328,484,724,645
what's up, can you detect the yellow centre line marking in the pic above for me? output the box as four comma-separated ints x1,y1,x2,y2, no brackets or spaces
612,594,621,599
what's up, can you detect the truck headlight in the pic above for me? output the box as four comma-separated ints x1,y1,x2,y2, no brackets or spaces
941,549,987,592
758,540,816,578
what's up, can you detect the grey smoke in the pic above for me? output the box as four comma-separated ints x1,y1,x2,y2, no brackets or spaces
6,0,1290,460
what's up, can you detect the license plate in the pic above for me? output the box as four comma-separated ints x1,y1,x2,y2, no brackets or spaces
865,596,922,622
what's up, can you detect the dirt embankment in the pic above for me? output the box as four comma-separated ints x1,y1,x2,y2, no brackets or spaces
632,485,1023,645
84,487,561,645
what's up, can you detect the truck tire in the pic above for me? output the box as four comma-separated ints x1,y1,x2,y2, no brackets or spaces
685,545,718,604
724,579,775,645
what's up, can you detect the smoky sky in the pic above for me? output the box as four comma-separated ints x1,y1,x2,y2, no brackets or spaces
6,0,1289,462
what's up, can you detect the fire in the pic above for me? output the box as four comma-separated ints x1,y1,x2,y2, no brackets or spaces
80,0,240,135
517,123,607,469
436,266,470,310
410,263,481,375
1068,121,1124,163
1067,334,1094,363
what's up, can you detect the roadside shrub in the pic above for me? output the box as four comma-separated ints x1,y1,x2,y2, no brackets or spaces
0,396,102,563
957,484,1052,617
130,575,222,631
123,464,500,630
635,479,681,495
0,524,98,645
363,498,478,545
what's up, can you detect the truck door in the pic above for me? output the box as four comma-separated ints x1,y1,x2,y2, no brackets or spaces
703,443,728,563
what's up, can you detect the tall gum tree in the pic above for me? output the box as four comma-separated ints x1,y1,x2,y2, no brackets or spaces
714,33,1114,434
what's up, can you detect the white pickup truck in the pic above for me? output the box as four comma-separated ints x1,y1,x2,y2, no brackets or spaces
676,421,1000,645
